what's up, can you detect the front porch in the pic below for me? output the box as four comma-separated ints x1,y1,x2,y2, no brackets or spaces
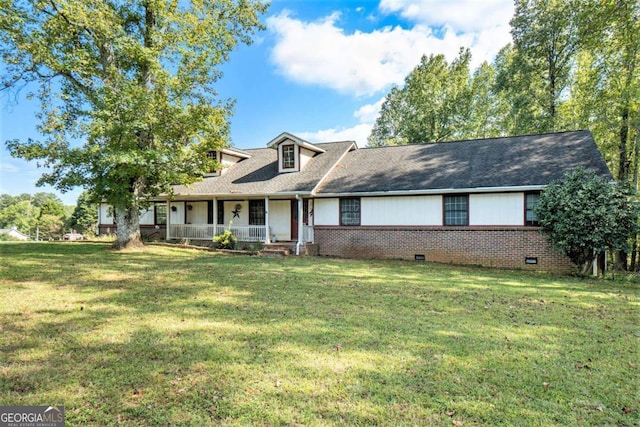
168,224,314,243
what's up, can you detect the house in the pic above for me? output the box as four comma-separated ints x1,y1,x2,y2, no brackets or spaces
98,130,612,272
0,226,29,240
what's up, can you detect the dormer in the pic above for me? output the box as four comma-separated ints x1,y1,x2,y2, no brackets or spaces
267,132,326,173
205,147,251,176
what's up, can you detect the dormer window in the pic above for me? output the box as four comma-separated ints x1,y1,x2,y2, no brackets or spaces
204,147,252,177
282,144,295,169
267,132,327,174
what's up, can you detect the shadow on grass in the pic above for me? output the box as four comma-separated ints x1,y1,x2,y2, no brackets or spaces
1,243,638,425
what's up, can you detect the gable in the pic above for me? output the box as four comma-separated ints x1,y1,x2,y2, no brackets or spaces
267,132,327,173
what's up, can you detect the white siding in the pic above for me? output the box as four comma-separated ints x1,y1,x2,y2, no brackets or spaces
300,147,314,170
314,198,339,225
470,193,524,226
223,201,248,225
361,195,442,225
269,200,291,241
99,203,113,225
186,202,208,224
220,153,242,176
139,207,154,225
170,202,185,225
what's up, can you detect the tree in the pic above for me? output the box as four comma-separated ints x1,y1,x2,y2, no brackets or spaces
67,190,98,235
0,200,39,236
508,0,582,132
558,0,640,269
38,214,64,240
369,49,477,146
2,0,267,248
535,168,639,274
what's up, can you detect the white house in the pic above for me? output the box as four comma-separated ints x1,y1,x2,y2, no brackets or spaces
98,130,612,272
0,226,29,240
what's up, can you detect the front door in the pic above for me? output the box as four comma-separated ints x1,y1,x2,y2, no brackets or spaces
290,200,298,240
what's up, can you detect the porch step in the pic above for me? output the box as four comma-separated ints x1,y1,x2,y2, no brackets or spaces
260,248,290,257
264,242,318,256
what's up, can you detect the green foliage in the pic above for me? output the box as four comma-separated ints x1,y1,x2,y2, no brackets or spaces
506,0,582,132
37,214,64,240
536,168,639,272
0,200,39,235
369,49,507,146
1,0,268,248
214,227,238,250
214,221,238,249
67,190,97,235
0,232,21,241
0,192,73,239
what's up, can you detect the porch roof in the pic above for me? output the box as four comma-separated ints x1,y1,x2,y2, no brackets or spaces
171,140,355,197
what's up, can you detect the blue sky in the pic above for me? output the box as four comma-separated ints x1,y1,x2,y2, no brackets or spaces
0,0,514,205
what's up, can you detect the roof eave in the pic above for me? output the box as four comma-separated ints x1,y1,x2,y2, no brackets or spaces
315,185,547,198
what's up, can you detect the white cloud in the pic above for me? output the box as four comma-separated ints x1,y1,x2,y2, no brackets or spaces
379,0,514,33
353,97,385,124
268,11,472,97
297,123,373,148
266,2,513,97
0,162,19,173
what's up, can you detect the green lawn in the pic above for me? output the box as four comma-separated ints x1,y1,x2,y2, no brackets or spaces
0,243,638,426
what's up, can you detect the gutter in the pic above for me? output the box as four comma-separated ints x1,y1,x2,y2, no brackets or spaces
314,185,546,198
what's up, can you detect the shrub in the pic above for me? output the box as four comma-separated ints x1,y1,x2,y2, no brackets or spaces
214,226,237,250
536,168,639,274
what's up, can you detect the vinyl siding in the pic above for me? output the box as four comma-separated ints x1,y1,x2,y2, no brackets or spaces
470,193,524,226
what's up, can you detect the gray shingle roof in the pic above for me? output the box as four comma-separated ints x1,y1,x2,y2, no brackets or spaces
171,130,611,197
171,141,355,196
315,130,612,194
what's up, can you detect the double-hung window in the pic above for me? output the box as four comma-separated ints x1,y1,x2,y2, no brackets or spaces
525,191,540,226
444,195,468,226
282,144,295,169
155,203,167,225
340,198,361,226
249,200,265,225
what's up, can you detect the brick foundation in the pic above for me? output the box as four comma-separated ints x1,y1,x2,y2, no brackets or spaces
314,226,574,273
98,225,166,241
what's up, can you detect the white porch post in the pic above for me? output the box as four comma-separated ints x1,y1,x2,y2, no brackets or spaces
264,196,271,244
296,194,303,255
212,197,217,236
166,200,171,240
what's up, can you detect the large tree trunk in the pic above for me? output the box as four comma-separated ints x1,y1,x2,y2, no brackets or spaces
616,107,632,270
114,205,143,249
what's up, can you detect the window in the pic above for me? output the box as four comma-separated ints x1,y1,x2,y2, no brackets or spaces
249,200,265,225
525,192,540,226
155,203,167,225
444,195,468,226
206,151,218,174
283,144,295,169
340,198,361,226
217,200,224,225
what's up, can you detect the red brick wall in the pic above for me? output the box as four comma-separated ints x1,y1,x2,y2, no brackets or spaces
314,226,574,273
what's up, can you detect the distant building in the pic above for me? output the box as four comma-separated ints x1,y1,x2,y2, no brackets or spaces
0,226,29,240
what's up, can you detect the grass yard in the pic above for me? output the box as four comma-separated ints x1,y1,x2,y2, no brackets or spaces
0,243,638,426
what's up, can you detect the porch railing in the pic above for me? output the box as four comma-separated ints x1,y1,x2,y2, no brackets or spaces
303,225,314,243
170,224,267,242
169,224,314,243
